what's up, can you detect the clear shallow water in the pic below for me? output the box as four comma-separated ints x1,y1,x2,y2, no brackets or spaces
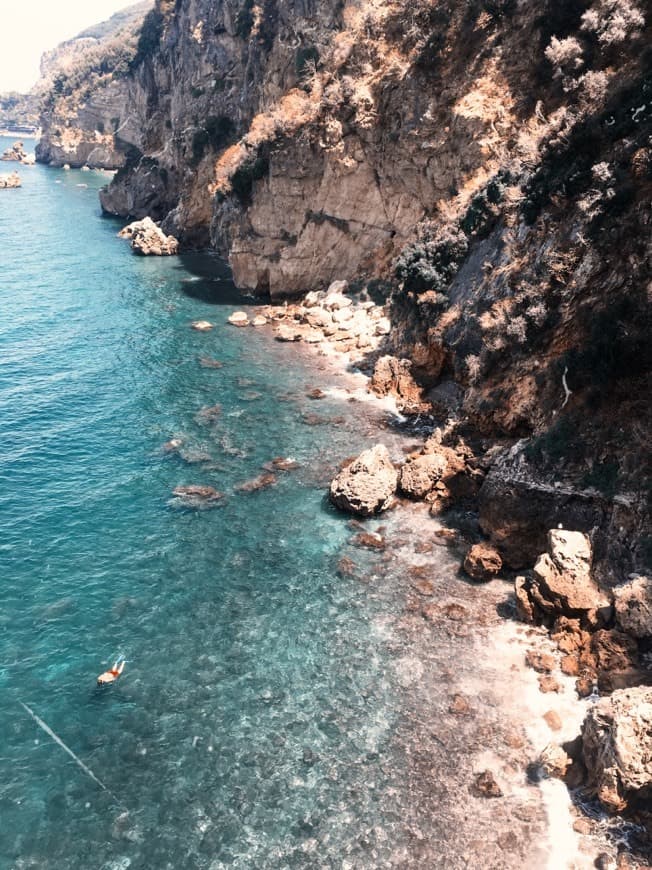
0,144,410,869
0,141,559,870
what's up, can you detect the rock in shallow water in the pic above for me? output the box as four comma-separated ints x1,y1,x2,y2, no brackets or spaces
329,444,397,517
118,216,178,255
172,484,223,502
463,543,502,582
228,311,249,327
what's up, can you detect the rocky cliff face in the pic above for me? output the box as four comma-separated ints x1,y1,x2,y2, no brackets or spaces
35,2,153,168
45,0,651,576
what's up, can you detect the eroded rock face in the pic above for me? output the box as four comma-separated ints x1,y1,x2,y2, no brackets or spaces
329,444,397,516
614,575,652,639
369,356,424,414
478,450,609,569
463,543,502,582
517,530,611,628
118,217,178,256
582,687,652,812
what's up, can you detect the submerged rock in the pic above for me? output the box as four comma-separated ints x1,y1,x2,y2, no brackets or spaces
234,473,277,493
118,216,178,256
471,770,503,798
329,444,397,517
172,484,223,503
463,543,502,582
582,686,652,811
191,320,214,331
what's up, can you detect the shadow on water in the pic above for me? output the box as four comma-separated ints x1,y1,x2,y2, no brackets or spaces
175,252,267,307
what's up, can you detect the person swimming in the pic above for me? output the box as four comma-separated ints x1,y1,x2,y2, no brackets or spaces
97,656,126,685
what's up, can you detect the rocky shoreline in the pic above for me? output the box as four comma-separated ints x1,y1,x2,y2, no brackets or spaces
219,279,651,866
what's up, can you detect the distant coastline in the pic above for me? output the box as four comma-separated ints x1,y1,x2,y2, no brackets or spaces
0,130,38,139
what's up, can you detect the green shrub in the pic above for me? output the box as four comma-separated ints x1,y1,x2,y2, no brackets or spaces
581,460,619,497
524,416,584,464
394,227,468,294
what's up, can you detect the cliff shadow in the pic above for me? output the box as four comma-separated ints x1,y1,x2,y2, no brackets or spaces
175,252,267,307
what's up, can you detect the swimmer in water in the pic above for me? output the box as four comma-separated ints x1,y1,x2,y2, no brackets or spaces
97,657,126,685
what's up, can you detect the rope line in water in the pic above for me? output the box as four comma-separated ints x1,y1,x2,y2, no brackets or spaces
18,700,123,806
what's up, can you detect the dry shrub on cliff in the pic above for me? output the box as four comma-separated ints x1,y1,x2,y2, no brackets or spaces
580,0,645,44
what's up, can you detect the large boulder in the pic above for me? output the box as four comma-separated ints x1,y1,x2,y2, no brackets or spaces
118,217,178,256
369,356,425,414
582,687,652,811
398,453,447,499
517,530,612,628
329,445,397,516
613,575,652,639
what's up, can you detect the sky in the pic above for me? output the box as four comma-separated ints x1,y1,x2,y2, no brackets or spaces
0,1,140,93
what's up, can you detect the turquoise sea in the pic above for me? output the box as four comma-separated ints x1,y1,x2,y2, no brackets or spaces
1,139,554,869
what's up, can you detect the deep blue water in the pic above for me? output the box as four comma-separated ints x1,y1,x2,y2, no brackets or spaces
0,140,438,869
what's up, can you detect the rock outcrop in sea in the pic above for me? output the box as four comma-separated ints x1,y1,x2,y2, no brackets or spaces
118,217,179,256
1,141,27,162
0,171,21,189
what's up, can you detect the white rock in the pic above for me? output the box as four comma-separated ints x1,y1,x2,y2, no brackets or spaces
191,320,214,331
327,280,348,295
375,318,391,335
228,311,249,327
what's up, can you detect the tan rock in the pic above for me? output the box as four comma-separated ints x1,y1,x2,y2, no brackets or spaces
526,650,555,673
582,686,652,812
543,710,563,731
369,356,424,413
191,320,214,331
463,543,502,582
523,530,612,626
119,216,178,255
0,171,21,188
539,743,571,779
228,311,249,327
399,454,447,499
329,444,397,517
